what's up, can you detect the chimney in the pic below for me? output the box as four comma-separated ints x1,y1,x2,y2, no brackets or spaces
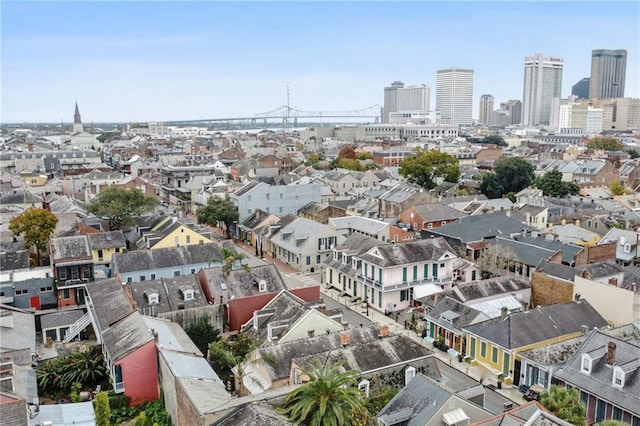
379,324,389,338
574,293,581,302
559,350,567,361
500,306,508,321
575,219,581,228
342,321,349,331
631,283,638,292
606,342,616,365
581,325,589,335
503,402,513,412
340,331,351,347
307,329,315,339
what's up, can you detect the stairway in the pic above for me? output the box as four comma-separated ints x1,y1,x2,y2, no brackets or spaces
64,312,93,342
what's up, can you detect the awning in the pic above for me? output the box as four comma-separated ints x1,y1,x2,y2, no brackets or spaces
412,283,442,299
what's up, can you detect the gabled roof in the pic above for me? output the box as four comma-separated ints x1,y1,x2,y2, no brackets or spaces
486,237,559,267
426,297,485,333
377,373,452,426
357,237,455,268
113,242,228,273
50,235,91,262
535,261,580,282
85,278,135,331
463,301,608,350
86,230,126,250
241,290,312,342
554,328,640,416
213,401,290,426
429,214,532,243
329,216,389,235
378,184,423,204
412,204,467,222
0,250,29,271
101,311,154,361
129,274,206,314
202,264,287,301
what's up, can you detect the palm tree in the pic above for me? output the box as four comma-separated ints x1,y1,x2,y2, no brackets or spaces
210,248,250,277
540,385,587,426
278,360,368,426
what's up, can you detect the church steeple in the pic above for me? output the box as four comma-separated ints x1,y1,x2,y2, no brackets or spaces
73,102,83,134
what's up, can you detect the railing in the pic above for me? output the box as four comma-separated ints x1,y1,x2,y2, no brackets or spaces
57,278,89,288
357,274,453,291
64,312,93,342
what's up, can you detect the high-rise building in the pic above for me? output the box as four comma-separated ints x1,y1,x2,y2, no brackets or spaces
397,85,430,112
572,78,590,99
479,94,494,125
589,49,627,99
383,81,404,123
383,82,430,123
522,54,563,126
502,100,522,125
436,68,474,126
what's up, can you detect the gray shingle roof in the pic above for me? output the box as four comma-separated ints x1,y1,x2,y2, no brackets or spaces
85,278,135,331
129,275,206,314
413,204,467,222
377,373,452,426
113,242,228,273
430,214,533,243
101,311,154,361
0,250,29,271
358,237,455,267
203,264,287,302
535,261,580,282
554,328,640,416
50,235,91,261
86,231,126,250
463,301,608,350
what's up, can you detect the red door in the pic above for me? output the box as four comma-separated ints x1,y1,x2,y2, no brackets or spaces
30,296,41,310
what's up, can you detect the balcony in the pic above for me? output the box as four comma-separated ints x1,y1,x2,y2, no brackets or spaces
57,278,89,289
357,274,453,292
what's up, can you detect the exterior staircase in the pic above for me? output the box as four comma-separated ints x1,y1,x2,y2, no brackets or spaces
64,312,93,342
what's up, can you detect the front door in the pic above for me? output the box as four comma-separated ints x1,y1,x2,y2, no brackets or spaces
514,359,522,385
30,296,41,310
432,263,438,279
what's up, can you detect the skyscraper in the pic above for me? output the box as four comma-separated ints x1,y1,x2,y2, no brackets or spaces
382,82,430,123
436,68,474,126
502,100,522,125
572,78,590,99
522,54,563,126
383,81,404,123
479,94,494,125
589,49,627,99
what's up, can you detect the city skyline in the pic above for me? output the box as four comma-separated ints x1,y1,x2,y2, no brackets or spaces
2,1,639,123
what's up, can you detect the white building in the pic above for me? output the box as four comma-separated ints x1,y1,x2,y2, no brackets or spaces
397,85,430,113
436,68,474,126
522,54,563,126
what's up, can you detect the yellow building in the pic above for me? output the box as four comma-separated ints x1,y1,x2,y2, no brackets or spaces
87,231,127,267
463,301,607,385
137,217,213,249
20,171,48,187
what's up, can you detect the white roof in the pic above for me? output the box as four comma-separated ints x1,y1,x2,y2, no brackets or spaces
467,295,524,318
442,408,469,426
39,401,95,426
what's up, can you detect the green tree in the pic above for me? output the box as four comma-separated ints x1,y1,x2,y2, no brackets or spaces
479,135,507,146
37,346,109,397
533,169,581,198
587,137,623,151
306,153,320,165
196,197,239,237
210,247,249,277
480,157,534,198
9,207,58,266
86,186,158,231
625,149,639,159
337,158,362,171
610,180,625,196
399,149,460,190
94,391,111,426
208,332,258,384
278,360,368,426
540,385,587,426
479,173,504,199
184,319,221,356
356,152,373,160
596,421,630,426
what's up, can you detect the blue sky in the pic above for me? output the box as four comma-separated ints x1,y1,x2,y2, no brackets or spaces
2,1,639,123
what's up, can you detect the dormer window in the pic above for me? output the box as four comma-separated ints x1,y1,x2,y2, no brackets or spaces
612,367,624,388
405,366,416,385
147,293,160,305
183,289,195,301
358,379,370,397
581,354,592,374
623,243,631,254
258,280,267,292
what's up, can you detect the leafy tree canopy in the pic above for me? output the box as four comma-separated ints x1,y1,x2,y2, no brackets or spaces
480,157,535,199
540,385,587,426
399,149,460,190
610,180,625,196
185,319,221,356
337,158,362,171
587,137,623,151
479,135,507,146
356,152,373,160
338,145,357,160
196,197,239,235
533,169,581,198
86,186,157,231
625,149,639,159
9,207,58,266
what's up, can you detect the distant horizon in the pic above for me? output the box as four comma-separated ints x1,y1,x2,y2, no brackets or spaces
2,1,639,123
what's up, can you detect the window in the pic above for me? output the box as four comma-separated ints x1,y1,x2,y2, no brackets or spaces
115,247,120,253
186,235,191,244
481,342,487,358
400,289,409,302
492,347,499,363
279,207,283,213
247,195,252,202
266,193,270,200
15,289,28,296
405,366,416,385
126,276,133,283
293,369,302,384
63,288,71,299
148,293,159,304
58,269,67,280
427,222,433,229
306,256,311,265
140,275,146,281
317,255,321,264
97,249,103,260
358,380,370,397
280,193,284,199
624,243,631,253
174,271,181,277
613,407,623,421
150,274,156,280
612,366,624,388
183,290,195,301
174,236,179,246
581,354,592,374
40,286,53,293
441,221,447,226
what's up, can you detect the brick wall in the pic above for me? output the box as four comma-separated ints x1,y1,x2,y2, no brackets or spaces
176,379,202,426
574,242,617,266
531,272,574,307
0,396,27,426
